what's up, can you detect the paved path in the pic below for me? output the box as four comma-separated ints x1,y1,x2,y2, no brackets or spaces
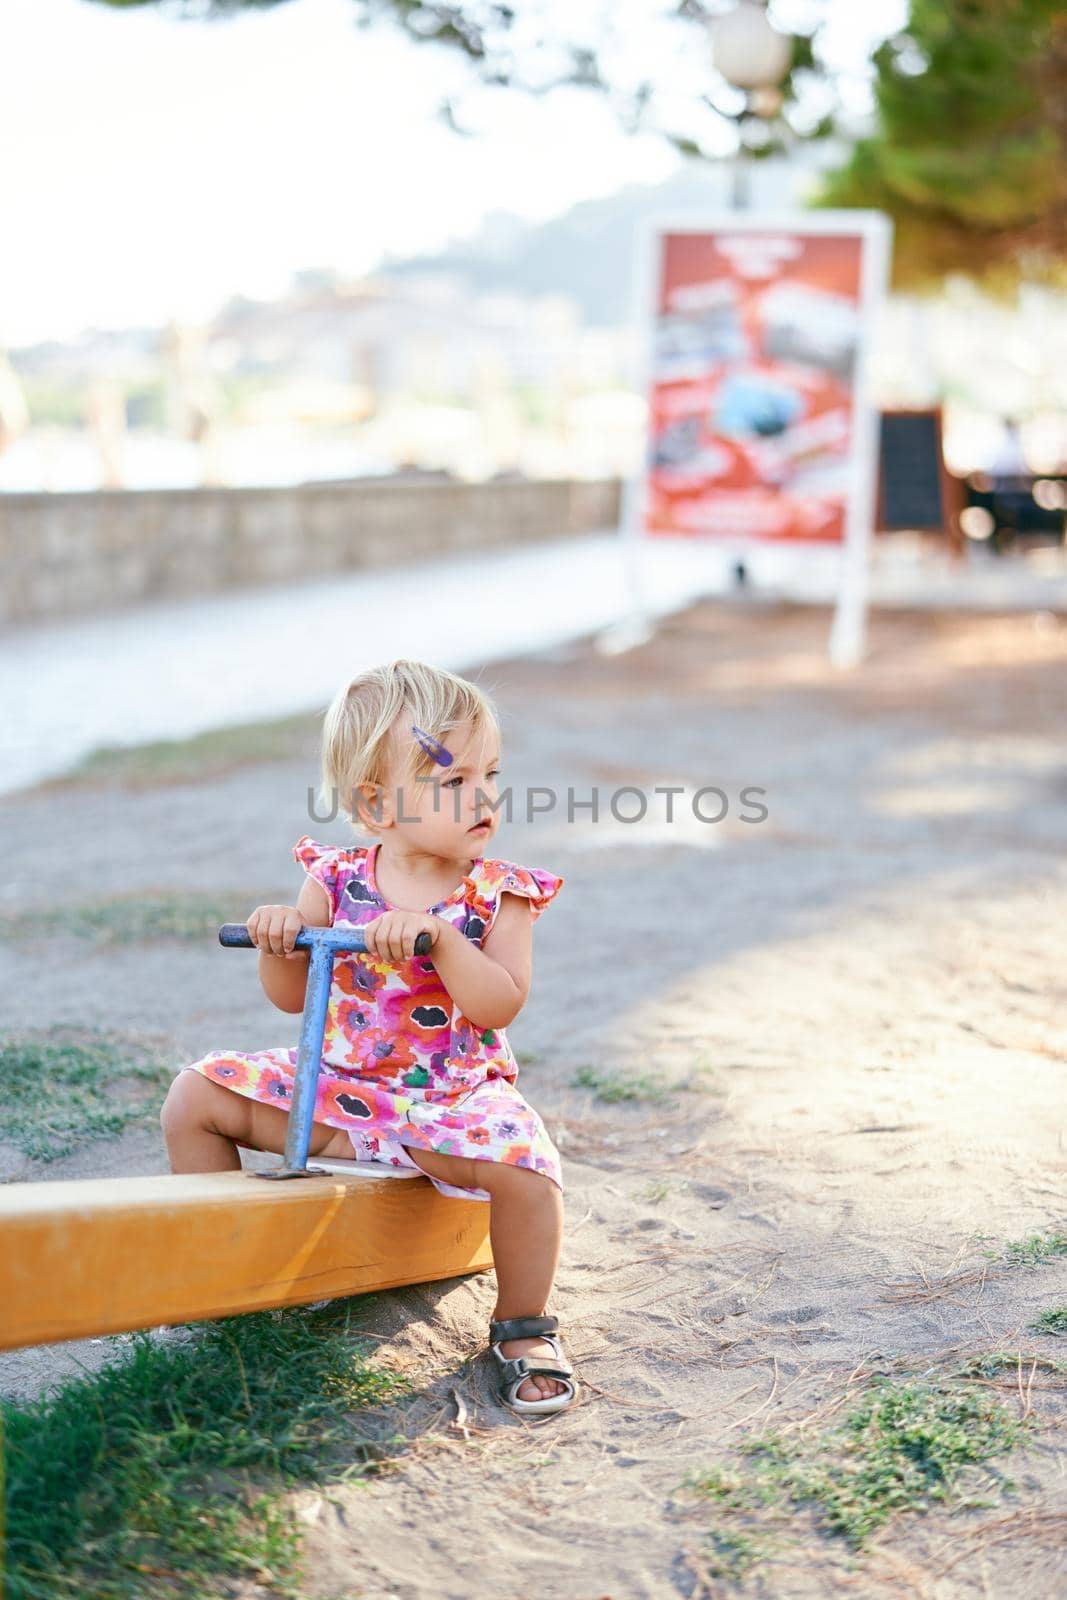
3,529,1064,796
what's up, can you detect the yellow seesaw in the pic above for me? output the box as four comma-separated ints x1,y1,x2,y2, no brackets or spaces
0,923,493,1352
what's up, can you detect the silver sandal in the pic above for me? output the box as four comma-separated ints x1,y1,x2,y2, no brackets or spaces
488,1314,580,1415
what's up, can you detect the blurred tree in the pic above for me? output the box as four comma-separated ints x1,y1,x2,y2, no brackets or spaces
86,1,835,163
19,376,86,430
815,0,1067,292
0,355,31,453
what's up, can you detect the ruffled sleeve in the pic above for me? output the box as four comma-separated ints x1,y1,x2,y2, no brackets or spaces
291,835,353,921
496,863,564,924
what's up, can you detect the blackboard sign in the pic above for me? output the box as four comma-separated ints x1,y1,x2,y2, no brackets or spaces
877,410,945,531
876,409,966,555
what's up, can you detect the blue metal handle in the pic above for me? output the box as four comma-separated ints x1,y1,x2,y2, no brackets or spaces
218,922,432,1178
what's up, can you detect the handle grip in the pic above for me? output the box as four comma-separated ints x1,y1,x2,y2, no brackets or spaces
218,924,433,956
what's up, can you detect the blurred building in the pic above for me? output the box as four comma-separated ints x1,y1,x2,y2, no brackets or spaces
5,158,1066,493
2,272,640,491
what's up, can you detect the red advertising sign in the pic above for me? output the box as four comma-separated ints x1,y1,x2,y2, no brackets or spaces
640,218,886,546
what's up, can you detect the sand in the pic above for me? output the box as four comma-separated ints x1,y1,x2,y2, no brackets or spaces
1,594,1065,1598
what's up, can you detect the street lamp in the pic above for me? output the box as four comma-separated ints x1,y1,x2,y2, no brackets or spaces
708,1,793,591
709,1,793,211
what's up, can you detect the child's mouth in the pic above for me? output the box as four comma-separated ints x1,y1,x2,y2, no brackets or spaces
469,820,492,833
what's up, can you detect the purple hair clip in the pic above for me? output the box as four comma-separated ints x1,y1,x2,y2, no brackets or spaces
411,724,453,767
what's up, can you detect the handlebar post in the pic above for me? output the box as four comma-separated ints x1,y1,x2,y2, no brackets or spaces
260,935,334,1179
216,921,432,1179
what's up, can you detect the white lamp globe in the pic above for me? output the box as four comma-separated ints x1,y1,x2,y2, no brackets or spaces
710,2,793,90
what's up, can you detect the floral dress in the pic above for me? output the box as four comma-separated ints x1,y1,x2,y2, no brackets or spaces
182,836,565,1203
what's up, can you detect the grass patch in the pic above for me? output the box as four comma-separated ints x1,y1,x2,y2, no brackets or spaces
571,1063,675,1105
684,1052,720,1091
702,1526,774,1582
681,1374,1025,1580
2,1301,418,1600
1029,1308,1067,1337
0,890,272,947
997,1229,1067,1269
634,1177,682,1204
0,1025,176,1162
28,710,321,793
570,1056,718,1105
957,1350,1067,1379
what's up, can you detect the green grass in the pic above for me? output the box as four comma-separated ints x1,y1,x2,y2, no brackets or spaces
997,1229,1067,1269
682,1373,1025,1578
0,1025,176,1163
1029,1307,1067,1337
570,1054,718,1106
0,889,273,947
26,710,321,793
2,1301,418,1600
702,1526,773,1581
570,1063,675,1104
633,1177,675,1203
957,1350,1067,1378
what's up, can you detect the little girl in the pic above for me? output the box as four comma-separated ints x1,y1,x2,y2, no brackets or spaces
160,657,578,1415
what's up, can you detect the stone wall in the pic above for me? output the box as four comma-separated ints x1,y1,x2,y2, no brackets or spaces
0,475,622,623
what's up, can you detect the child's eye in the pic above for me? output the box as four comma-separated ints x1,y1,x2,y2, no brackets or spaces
445,769,499,788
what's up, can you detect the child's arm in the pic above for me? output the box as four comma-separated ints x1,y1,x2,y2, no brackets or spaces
432,892,533,1031
252,875,332,1014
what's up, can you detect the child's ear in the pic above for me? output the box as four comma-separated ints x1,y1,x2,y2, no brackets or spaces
352,781,390,832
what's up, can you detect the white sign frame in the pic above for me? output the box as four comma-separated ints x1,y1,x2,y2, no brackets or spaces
618,209,893,669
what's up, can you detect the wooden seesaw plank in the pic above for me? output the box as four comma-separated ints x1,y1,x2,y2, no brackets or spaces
0,1170,494,1351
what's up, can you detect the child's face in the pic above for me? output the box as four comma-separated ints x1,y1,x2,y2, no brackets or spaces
386,718,501,857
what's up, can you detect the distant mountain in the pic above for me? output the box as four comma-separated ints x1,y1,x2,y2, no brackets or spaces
373,151,836,326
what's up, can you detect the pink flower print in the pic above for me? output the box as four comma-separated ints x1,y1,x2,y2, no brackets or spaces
452,1017,478,1060
389,989,452,1044
343,1027,417,1079
335,956,386,999
337,997,375,1036
256,1065,294,1105
321,1079,375,1123
203,1055,252,1090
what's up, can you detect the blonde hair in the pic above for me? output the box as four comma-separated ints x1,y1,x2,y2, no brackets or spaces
319,658,501,835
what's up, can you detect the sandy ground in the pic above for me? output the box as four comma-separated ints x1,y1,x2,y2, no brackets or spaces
2,594,1066,1598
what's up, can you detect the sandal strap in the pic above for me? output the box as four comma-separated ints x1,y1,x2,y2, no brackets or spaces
491,1328,574,1382
492,1349,573,1382
495,1350,575,1388
489,1314,559,1343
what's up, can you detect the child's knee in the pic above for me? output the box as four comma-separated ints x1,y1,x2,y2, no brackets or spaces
159,1067,211,1134
493,1161,563,1204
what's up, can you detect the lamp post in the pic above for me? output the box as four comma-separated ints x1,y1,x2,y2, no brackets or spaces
708,0,792,590
710,1,793,210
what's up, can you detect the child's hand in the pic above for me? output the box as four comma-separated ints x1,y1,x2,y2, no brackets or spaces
246,904,307,961
362,911,441,964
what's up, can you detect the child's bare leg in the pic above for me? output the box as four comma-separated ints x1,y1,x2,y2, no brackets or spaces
402,1145,566,1402
160,1068,352,1173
